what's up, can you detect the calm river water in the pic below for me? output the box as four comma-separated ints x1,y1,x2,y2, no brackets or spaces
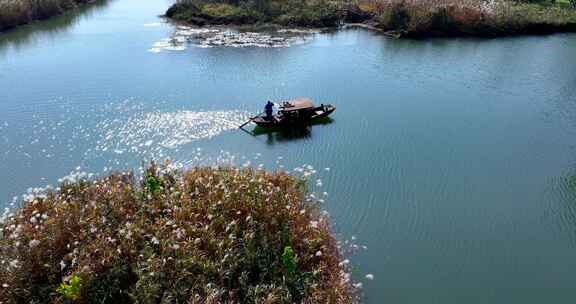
2,0,576,302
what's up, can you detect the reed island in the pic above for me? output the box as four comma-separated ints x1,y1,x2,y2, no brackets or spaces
0,164,357,303
166,0,576,38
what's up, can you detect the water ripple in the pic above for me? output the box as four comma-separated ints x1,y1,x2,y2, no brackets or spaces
95,109,250,155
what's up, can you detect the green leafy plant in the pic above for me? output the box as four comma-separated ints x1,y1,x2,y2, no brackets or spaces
57,274,83,301
145,174,161,193
282,246,297,275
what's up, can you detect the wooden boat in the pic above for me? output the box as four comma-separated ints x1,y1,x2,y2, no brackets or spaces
250,98,335,128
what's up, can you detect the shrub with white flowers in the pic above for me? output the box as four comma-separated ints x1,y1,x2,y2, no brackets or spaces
0,164,358,303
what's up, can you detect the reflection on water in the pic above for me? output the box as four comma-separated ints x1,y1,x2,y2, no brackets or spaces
96,108,250,156
0,0,109,55
264,127,311,145
247,117,335,145
0,96,252,202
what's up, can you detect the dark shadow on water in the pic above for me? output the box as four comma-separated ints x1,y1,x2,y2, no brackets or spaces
248,117,334,145
0,0,110,56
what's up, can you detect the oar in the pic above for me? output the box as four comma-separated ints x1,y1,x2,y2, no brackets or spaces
239,111,264,129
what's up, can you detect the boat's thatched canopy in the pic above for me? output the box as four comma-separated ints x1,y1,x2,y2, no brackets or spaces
280,97,315,112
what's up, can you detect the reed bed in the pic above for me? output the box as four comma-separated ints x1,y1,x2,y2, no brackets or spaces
0,0,92,31
359,0,576,36
168,0,576,36
0,164,357,303
168,0,343,27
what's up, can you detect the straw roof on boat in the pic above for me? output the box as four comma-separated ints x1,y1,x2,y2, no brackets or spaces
280,97,315,112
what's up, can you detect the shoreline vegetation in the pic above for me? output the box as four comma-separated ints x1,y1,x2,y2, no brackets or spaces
0,0,97,32
0,164,358,303
166,0,576,38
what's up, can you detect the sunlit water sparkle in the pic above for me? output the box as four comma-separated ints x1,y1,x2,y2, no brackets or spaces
95,109,250,154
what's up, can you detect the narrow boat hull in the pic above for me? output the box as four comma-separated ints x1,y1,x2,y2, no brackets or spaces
252,105,335,128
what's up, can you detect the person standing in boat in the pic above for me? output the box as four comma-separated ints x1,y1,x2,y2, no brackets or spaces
265,101,274,120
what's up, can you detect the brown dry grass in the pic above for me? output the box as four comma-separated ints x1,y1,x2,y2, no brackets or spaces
169,0,576,36
0,0,92,31
359,0,576,36
0,164,357,303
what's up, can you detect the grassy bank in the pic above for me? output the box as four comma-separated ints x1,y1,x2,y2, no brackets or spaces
0,0,95,32
166,0,576,37
367,0,576,37
165,0,343,27
0,164,357,303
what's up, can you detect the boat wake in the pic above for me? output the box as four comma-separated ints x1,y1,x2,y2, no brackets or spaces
95,110,250,157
